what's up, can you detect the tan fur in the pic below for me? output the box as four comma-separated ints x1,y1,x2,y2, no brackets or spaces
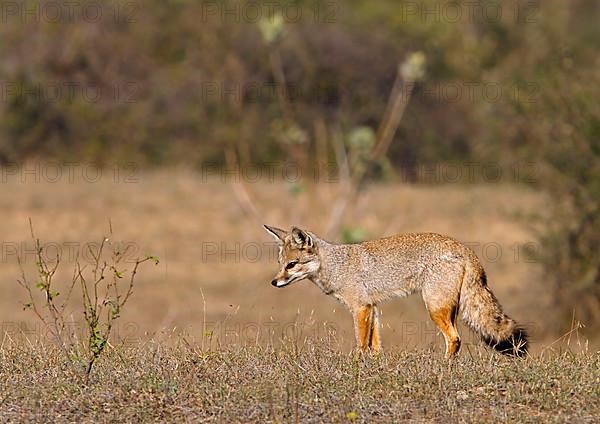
354,305,381,353
429,305,460,358
264,225,528,358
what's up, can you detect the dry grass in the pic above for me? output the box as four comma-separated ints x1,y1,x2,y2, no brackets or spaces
1,168,563,351
1,337,598,423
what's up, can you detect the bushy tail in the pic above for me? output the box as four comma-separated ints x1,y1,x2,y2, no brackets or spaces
459,263,528,357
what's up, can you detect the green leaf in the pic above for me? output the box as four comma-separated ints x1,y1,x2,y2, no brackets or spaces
146,255,160,265
289,182,305,196
258,14,284,44
341,227,369,244
400,51,426,81
348,126,375,150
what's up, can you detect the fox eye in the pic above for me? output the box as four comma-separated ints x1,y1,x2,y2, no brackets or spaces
285,261,298,270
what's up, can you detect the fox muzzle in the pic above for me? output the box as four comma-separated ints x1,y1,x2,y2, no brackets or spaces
271,279,290,288
271,275,303,288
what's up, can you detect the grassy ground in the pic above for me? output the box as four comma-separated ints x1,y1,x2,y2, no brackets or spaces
1,339,598,423
1,169,598,422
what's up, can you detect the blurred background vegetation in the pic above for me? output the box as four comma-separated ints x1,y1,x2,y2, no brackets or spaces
0,0,598,332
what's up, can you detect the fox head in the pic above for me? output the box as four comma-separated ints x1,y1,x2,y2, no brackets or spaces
263,225,320,288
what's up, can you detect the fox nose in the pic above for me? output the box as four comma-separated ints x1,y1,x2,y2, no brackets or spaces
271,279,278,287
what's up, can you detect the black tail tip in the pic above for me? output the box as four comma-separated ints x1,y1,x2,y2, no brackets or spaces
487,327,529,358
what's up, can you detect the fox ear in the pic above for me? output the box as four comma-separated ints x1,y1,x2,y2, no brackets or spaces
291,227,313,249
263,225,287,244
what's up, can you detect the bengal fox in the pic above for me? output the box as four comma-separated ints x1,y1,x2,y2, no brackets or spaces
264,225,528,358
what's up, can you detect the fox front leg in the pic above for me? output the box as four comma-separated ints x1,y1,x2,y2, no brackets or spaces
353,305,381,353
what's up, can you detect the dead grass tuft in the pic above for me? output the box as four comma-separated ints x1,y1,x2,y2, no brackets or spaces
1,337,598,422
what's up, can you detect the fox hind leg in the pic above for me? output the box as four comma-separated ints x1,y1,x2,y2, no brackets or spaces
429,305,461,358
